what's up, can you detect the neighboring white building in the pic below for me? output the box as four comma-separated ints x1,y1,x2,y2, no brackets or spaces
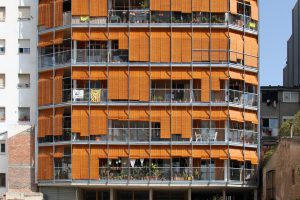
0,0,38,199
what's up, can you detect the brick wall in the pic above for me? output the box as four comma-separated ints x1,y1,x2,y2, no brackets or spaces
7,127,37,192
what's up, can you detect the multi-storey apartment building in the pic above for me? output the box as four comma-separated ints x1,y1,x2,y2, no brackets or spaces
37,0,259,199
0,0,41,200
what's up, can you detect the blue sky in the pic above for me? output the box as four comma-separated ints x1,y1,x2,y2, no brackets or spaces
260,0,297,86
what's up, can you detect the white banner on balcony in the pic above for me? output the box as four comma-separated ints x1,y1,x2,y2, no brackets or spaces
73,89,84,98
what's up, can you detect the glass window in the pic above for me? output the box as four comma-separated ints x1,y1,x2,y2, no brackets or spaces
0,74,5,88
0,40,5,54
0,173,5,187
0,7,5,21
0,107,5,121
261,91,278,103
18,39,30,54
18,107,30,122
0,143,5,153
18,6,31,20
18,74,30,88
283,91,299,103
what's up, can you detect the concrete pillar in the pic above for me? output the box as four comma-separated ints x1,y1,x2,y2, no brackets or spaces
149,189,153,200
73,40,77,64
188,188,192,200
222,190,226,200
110,188,114,200
254,189,257,200
224,160,228,181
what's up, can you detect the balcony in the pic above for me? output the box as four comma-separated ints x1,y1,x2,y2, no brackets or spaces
192,128,225,143
72,88,108,103
211,89,258,107
150,89,201,103
228,129,258,144
97,166,256,183
229,14,258,31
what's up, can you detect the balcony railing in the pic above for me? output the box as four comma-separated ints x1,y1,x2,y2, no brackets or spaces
228,129,258,144
74,49,129,63
72,88,108,103
192,128,225,143
211,89,258,107
55,167,71,180
96,167,256,183
151,89,201,103
229,14,258,31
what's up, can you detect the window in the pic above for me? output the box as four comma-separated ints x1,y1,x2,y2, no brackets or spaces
0,7,5,21
237,0,251,17
0,142,5,153
262,91,278,103
18,107,30,122
283,91,299,103
18,39,30,54
18,74,30,88
18,6,31,20
0,40,5,54
0,107,5,121
266,170,276,200
0,173,5,187
0,74,5,88
262,118,278,137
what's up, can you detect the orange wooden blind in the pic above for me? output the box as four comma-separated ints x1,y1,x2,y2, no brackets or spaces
244,73,258,85
171,108,192,139
54,107,64,136
72,0,89,16
210,147,228,159
129,68,150,101
38,71,53,106
211,0,228,12
172,30,192,63
150,30,171,62
201,76,210,102
192,30,209,62
108,145,129,158
72,145,89,179
54,69,64,104
108,68,129,100
129,30,150,62
90,107,107,135
72,67,108,80
229,148,243,161
192,146,210,159
129,146,150,159
38,109,53,138
38,0,53,28
192,108,210,120
244,35,258,67
90,0,108,17
229,110,244,123
244,111,258,124
211,31,228,62
55,0,63,27
38,147,53,180
229,32,244,62
90,146,108,179
229,70,243,80
172,146,192,157
151,108,171,139
72,106,89,137
250,0,258,21
108,107,129,121
211,108,228,121
150,0,171,11
230,0,237,14
151,146,171,159
171,0,192,13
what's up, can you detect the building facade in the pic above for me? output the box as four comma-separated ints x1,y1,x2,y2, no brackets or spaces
283,0,300,87
0,0,40,199
262,138,300,200
37,0,259,199
261,86,300,147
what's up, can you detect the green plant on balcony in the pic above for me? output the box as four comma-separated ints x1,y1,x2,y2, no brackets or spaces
151,163,160,180
200,16,209,23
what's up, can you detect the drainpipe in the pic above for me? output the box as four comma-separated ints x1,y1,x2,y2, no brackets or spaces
290,124,294,138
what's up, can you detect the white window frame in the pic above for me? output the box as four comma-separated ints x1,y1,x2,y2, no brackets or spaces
0,39,5,54
18,74,30,88
18,39,30,54
0,141,5,154
0,7,5,22
0,74,5,89
282,91,299,103
18,6,31,20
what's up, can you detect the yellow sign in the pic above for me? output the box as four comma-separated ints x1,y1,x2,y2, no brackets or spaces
80,16,90,22
91,89,101,103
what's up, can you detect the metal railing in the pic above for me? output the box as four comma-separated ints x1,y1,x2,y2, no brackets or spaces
54,167,71,180
229,14,258,31
72,88,108,103
151,89,201,103
228,129,258,144
95,167,256,183
192,128,226,143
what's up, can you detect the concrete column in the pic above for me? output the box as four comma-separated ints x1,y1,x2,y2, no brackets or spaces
110,188,114,200
224,160,228,181
222,190,226,200
188,188,192,200
254,189,257,200
149,189,153,200
73,40,77,64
